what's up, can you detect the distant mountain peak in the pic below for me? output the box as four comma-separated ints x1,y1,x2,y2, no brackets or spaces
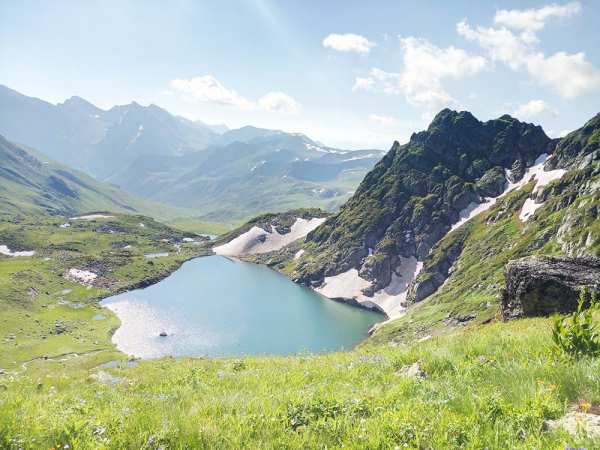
59,95,104,116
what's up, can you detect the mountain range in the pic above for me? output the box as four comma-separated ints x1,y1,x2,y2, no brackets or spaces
0,85,384,221
0,134,188,219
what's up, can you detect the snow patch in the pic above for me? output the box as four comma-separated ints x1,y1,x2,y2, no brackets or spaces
304,142,348,155
145,252,169,258
315,257,422,319
66,268,97,285
0,245,35,257
450,198,498,232
250,160,266,172
519,198,542,221
70,214,114,220
516,155,566,221
316,269,371,300
451,153,566,230
294,249,305,259
213,217,326,256
129,124,144,145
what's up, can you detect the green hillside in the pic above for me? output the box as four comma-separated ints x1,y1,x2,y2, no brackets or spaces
0,135,195,221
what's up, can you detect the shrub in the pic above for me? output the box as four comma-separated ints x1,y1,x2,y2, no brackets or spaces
552,289,600,359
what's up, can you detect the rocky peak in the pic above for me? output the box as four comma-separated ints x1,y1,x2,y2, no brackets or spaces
59,95,103,116
549,112,600,169
296,109,554,293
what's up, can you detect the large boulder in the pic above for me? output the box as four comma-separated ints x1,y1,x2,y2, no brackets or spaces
500,255,600,320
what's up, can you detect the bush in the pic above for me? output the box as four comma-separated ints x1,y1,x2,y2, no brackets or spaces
552,289,600,359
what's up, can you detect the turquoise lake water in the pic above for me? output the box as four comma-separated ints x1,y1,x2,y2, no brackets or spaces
101,255,382,358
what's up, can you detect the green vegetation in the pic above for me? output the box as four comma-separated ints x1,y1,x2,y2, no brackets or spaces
0,135,200,222
372,160,600,344
0,214,210,369
165,217,234,236
1,111,600,447
553,290,600,359
1,318,599,448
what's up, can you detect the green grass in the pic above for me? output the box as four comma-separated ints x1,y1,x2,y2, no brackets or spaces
1,318,599,448
1,211,599,448
165,217,236,236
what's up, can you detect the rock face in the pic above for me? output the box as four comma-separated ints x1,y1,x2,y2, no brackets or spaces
500,255,600,320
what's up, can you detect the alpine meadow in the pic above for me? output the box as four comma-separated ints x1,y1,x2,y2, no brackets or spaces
1,1,600,449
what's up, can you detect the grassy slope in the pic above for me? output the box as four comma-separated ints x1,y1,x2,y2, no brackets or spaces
0,137,200,223
0,214,211,369
1,317,599,448
0,214,598,448
164,217,236,237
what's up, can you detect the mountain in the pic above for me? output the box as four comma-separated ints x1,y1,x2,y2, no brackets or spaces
0,134,189,219
110,129,384,221
294,110,553,289
0,85,217,178
215,109,599,337
0,85,384,221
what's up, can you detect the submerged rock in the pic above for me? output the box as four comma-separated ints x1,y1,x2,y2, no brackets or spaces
500,255,600,320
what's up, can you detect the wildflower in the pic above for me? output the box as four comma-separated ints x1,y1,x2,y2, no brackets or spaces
579,400,592,413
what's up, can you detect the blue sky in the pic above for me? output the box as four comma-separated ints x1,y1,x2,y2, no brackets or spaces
1,0,599,149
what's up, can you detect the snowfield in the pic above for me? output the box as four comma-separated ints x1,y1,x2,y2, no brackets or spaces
316,257,423,319
0,245,35,257
66,268,97,285
213,217,326,256
69,214,115,220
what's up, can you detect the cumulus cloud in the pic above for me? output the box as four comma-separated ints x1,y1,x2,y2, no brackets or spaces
257,92,300,114
170,75,300,114
512,100,558,120
322,33,376,53
457,3,600,98
494,2,581,32
170,75,254,110
353,37,486,111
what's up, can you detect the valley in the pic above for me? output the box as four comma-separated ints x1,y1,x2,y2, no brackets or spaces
1,104,598,447
0,86,384,223
4,0,600,446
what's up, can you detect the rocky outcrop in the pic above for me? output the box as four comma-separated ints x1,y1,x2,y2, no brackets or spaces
500,255,600,320
406,230,468,304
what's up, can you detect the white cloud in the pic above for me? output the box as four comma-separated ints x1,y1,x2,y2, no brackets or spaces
494,2,581,32
457,3,600,99
527,51,600,98
513,100,557,120
170,75,254,110
170,75,300,114
353,37,486,111
322,33,376,53
369,114,400,127
257,92,300,114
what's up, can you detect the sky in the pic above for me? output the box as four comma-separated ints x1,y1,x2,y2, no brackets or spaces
1,0,599,149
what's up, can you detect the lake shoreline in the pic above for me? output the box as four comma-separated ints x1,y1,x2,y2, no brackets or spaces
101,255,383,359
